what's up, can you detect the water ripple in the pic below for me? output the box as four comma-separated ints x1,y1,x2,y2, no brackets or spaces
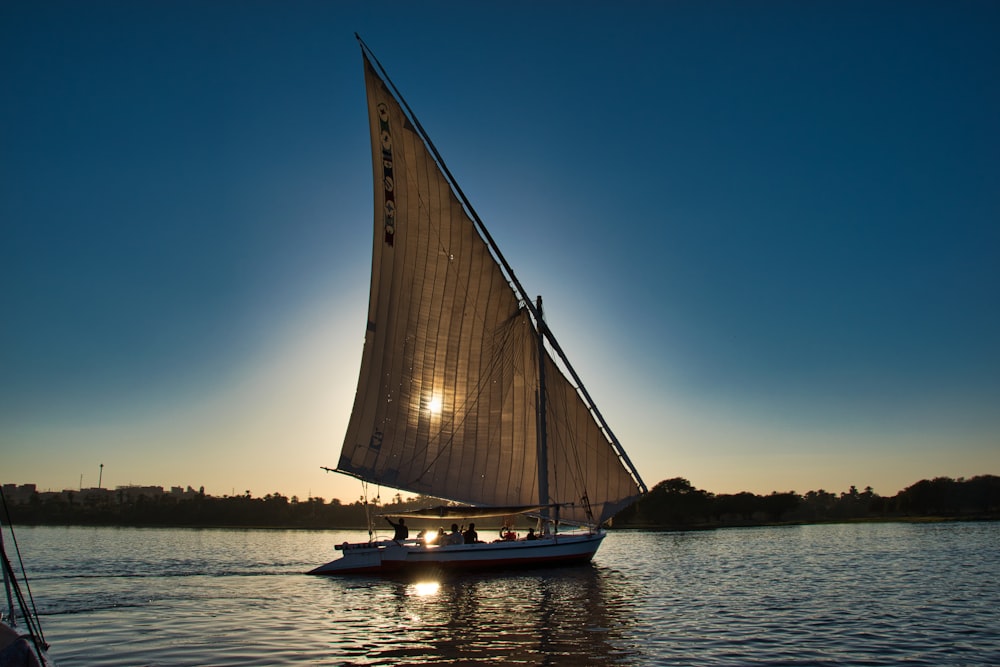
8,523,1000,665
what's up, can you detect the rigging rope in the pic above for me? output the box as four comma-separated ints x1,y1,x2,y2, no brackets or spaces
1,489,49,663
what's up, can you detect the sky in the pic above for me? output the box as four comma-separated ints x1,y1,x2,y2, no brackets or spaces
2,1,998,504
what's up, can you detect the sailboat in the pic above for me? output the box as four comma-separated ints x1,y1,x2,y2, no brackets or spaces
309,37,647,576
1,493,49,667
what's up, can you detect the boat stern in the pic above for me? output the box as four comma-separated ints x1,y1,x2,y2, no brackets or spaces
308,540,407,575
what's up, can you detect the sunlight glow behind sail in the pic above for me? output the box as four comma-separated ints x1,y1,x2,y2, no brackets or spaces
334,50,645,525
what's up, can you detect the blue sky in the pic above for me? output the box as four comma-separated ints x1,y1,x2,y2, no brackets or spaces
2,1,997,502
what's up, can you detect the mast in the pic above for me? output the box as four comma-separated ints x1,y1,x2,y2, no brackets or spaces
535,296,550,523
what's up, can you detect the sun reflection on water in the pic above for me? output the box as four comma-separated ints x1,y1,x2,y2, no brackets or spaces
409,581,440,597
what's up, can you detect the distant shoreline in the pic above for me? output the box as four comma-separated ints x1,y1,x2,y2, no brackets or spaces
9,514,997,531
5,474,997,531
616,514,1000,532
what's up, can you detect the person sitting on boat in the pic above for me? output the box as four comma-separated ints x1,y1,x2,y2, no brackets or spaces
443,523,464,545
499,521,517,541
385,516,408,541
462,523,479,544
525,527,537,540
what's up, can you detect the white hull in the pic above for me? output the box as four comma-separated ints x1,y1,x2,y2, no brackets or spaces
308,531,605,575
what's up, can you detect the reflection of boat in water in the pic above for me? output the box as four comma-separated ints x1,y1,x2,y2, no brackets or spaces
386,566,636,663
1,493,49,667
310,37,646,576
313,562,639,663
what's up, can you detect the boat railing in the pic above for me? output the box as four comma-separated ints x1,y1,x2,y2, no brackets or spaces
331,525,601,553
334,539,398,551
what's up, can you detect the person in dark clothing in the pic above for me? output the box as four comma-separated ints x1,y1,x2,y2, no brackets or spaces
462,523,479,544
385,517,408,541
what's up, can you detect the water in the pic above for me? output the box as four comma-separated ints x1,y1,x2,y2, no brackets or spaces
7,522,999,665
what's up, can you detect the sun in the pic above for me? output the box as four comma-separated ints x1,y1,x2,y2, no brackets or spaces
427,396,442,414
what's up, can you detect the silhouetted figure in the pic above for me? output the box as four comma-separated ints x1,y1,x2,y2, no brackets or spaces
525,527,537,540
446,523,464,545
463,523,479,544
385,517,408,541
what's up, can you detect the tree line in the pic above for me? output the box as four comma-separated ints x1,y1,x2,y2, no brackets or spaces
5,475,998,529
613,475,1000,528
5,489,415,529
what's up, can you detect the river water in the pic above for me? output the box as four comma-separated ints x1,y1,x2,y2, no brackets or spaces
6,521,999,665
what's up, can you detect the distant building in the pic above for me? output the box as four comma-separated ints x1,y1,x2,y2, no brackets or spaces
115,485,165,503
1,483,37,505
4,482,210,505
169,486,200,500
79,487,115,506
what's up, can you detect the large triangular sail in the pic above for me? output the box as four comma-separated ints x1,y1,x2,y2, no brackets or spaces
336,44,644,526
